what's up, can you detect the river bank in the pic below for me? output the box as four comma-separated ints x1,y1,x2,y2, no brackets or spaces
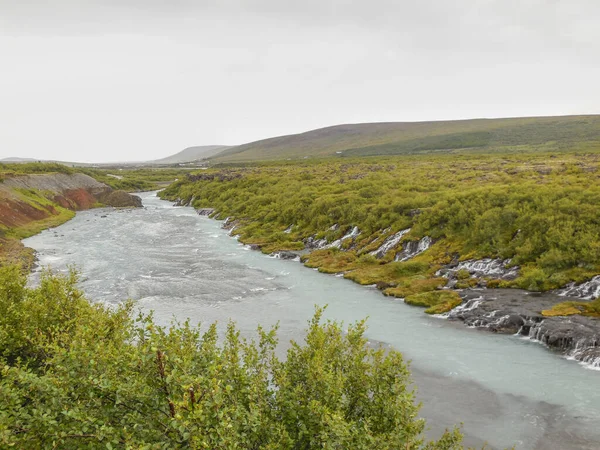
206,206,600,371
23,191,600,449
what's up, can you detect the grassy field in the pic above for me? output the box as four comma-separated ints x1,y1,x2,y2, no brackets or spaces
213,115,600,162
161,150,600,314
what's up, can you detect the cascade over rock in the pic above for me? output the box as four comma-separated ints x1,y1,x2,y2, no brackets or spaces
437,258,519,287
370,228,411,259
558,275,600,300
328,226,360,249
439,289,600,368
394,236,432,261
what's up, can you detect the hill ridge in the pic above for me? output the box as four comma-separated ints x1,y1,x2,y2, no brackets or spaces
214,114,600,162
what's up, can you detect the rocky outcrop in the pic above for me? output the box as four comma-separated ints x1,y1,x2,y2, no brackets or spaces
439,289,600,368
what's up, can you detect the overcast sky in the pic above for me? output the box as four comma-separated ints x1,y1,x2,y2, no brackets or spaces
1,0,599,162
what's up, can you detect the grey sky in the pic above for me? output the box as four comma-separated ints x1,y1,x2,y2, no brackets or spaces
1,0,599,162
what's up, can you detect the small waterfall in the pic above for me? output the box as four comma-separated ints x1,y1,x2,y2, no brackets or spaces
284,225,293,234
557,275,600,300
370,228,411,259
451,297,482,314
568,340,600,369
328,226,361,249
438,297,483,319
304,236,329,250
526,320,600,370
394,236,432,262
436,258,519,280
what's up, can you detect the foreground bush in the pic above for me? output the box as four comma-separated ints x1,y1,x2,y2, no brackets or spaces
0,266,463,449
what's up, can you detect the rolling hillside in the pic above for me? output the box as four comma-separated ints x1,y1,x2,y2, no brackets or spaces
214,115,600,162
151,145,230,164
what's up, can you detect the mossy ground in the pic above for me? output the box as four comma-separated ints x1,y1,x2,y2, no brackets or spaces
542,299,600,318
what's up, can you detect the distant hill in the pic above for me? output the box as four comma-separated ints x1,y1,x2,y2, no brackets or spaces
1,157,39,163
151,146,230,164
213,115,600,162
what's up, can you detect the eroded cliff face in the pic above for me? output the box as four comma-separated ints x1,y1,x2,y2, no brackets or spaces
2,173,142,210
0,172,141,268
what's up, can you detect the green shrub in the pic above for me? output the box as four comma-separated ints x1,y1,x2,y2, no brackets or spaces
455,269,471,280
0,267,464,449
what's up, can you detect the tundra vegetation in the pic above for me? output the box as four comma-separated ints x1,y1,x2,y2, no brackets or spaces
160,151,600,315
0,266,464,449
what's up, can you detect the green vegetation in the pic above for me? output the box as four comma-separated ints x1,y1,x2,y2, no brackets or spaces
0,266,464,449
542,298,600,317
0,162,75,178
404,291,463,315
160,151,600,314
0,186,76,269
213,115,600,162
80,168,190,192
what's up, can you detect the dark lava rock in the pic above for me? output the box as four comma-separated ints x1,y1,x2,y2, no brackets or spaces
270,251,298,260
304,236,328,250
196,208,215,216
444,288,600,367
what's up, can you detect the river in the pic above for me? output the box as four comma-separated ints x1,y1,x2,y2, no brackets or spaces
24,191,600,449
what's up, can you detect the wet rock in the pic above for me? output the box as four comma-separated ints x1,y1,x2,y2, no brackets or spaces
196,208,215,216
557,275,600,300
304,236,328,250
437,258,519,281
270,251,298,260
328,226,360,249
394,236,432,262
440,288,600,368
370,228,410,259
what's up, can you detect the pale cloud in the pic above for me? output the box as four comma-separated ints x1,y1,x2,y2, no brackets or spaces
0,0,598,162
